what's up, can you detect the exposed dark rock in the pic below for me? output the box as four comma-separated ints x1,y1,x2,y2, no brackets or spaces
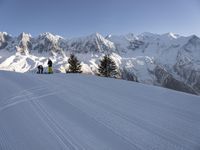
127,40,144,50
0,42,8,49
0,33,11,49
154,66,197,94
121,68,138,82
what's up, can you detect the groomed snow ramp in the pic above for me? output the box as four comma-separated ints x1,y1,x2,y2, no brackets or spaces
0,71,200,150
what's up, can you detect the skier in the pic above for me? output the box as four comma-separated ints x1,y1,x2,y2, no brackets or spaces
47,59,53,74
37,65,44,74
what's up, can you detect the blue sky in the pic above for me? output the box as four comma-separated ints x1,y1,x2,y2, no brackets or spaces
0,0,200,37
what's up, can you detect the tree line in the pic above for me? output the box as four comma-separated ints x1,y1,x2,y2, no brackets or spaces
66,54,118,78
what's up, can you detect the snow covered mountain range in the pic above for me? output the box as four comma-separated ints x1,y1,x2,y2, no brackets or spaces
0,32,200,95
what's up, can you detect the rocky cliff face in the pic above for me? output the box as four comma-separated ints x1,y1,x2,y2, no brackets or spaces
0,32,199,95
154,66,197,94
33,32,64,54
16,33,32,54
173,35,200,94
66,33,116,53
0,32,11,50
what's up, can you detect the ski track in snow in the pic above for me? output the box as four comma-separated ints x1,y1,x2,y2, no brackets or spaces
0,85,82,150
1,82,139,149
0,80,138,149
50,76,200,150
0,72,200,150
30,100,78,150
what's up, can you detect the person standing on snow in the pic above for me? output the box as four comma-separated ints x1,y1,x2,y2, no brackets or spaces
47,59,53,74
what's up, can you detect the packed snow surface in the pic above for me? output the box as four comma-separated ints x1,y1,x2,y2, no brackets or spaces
0,71,200,150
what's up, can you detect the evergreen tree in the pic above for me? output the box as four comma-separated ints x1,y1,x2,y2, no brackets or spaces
66,54,82,73
98,55,118,77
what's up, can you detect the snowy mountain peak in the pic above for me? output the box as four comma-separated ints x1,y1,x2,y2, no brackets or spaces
39,32,55,37
19,32,31,37
67,32,116,53
183,35,200,54
105,34,112,39
125,33,136,40
0,32,9,36
0,32,11,49
86,32,107,41
162,32,180,39
39,32,63,41
189,35,200,41
90,32,103,38
139,32,159,37
0,32,10,40
18,32,32,41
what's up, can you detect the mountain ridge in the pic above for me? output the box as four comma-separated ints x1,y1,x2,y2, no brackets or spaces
0,31,200,95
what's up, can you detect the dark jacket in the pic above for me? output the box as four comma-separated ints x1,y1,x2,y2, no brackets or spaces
37,65,43,70
37,65,43,74
48,59,52,67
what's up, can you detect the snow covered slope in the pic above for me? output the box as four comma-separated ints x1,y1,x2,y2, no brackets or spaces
0,32,200,94
0,71,200,150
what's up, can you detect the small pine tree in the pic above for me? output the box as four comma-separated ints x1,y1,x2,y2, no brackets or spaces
67,54,82,73
98,55,118,78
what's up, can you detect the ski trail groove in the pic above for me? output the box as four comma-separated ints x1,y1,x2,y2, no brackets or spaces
62,85,193,150
30,99,79,150
0,85,47,102
42,76,200,150
60,95,142,150
20,88,84,150
81,90,197,150
0,86,48,106
0,86,66,112
36,101,85,150
74,77,200,123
